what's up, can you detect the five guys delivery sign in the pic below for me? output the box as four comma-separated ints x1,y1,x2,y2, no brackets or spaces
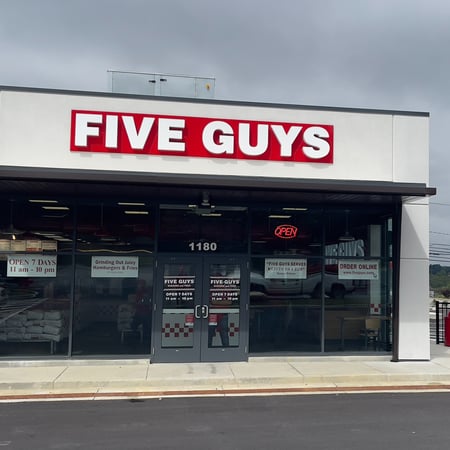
70,110,333,163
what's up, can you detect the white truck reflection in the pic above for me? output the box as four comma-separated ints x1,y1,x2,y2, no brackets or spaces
250,270,354,298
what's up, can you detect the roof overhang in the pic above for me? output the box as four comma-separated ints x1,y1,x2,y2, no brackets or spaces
0,165,436,201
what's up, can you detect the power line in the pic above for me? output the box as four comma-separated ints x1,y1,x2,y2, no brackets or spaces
430,202,450,206
430,231,450,236
430,244,450,249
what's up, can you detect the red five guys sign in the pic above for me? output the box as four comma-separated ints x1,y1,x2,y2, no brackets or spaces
70,110,333,163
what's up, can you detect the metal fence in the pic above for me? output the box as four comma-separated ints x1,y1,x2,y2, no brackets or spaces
432,301,450,344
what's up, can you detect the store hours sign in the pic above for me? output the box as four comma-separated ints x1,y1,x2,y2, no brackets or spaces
7,255,57,277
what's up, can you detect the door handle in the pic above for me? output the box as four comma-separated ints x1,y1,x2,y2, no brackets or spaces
201,305,209,319
194,305,202,319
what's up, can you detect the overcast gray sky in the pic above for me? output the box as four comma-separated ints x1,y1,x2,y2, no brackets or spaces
1,0,449,262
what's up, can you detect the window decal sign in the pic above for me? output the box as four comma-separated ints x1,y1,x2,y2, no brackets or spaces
91,256,139,278
209,274,240,306
7,254,57,277
338,260,379,280
71,110,334,164
264,258,307,279
163,276,195,304
325,239,365,265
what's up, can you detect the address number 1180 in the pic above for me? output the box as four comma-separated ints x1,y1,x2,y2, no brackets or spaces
188,242,218,252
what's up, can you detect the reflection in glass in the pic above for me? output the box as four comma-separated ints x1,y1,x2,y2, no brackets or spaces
76,202,155,253
72,255,154,355
161,263,195,348
249,257,322,353
323,211,393,352
208,264,240,348
251,208,322,256
249,207,394,354
0,255,72,357
159,207,248,253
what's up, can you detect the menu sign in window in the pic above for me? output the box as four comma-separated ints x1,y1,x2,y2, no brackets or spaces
163,276,195,305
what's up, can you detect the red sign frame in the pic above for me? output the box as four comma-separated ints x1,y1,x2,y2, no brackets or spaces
70,110,334,164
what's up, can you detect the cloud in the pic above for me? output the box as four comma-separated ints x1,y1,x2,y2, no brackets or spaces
1,0,449,250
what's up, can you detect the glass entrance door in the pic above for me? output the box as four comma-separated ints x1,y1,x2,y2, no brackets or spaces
152,255,248,362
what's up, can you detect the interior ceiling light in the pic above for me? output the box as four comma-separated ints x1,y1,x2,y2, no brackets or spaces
29,199,59,204
42,206,70,210
32,232,62,237
118,202,146,206
268,214,292,219
124,210,149,215
201,213,222,217
282,207,308,211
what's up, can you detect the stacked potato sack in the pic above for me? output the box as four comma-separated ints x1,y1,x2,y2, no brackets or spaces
0,313,27,341
0,309,69,342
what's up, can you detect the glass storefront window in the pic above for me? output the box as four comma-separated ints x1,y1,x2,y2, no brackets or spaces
323,209,393,352
159,206,248,253
72,201,156,356
0,194,397,359
0,198,73,357
208,262,241,349
251,207,322,256
249,206,395,354
249,257,322,353
323,259,392,352
76,202,155,253
0,254,72,357
72,255,154,356
161,262,196,349
0,198,74,253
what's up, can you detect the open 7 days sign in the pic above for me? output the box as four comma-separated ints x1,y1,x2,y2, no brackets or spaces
71,110,333,163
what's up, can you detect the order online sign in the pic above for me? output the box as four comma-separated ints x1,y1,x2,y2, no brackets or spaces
338,260,379,280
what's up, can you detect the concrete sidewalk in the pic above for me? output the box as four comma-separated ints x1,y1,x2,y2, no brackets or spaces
1,343,450,401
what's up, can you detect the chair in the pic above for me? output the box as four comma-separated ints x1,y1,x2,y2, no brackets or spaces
117,303,143,344
120,326,143,344
360,317,381,350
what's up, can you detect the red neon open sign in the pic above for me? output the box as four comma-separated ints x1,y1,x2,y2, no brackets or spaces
274,224,298,239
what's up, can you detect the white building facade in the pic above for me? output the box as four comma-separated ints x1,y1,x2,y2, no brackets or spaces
0,86,435,362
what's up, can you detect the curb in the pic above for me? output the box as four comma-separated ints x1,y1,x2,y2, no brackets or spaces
3,372,450,394
2,384,450,402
